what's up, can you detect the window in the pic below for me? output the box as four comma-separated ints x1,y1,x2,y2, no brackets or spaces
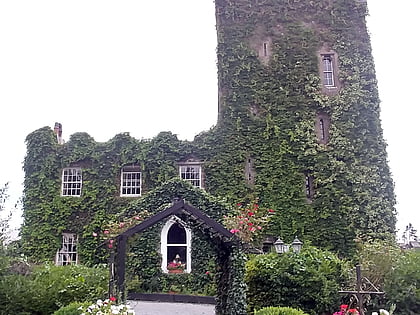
179,164,202,188
321,54,335,87
161,217,192,273
316,112,330,144
56,233,78,265
120,166,141,197
263,42,268,57
319,118,326,140
304,172,314,200
61,168,82,196
245,156,255,186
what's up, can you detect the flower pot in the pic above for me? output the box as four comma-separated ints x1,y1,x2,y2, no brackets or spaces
168,269,183,274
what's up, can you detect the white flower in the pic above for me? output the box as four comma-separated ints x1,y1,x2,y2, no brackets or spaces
379,310,390,315
372,312,378,315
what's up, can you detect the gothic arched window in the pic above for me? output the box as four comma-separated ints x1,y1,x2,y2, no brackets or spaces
160,217,192,273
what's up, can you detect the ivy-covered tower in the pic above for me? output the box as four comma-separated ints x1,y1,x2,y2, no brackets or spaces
197,0,396,253
22,0,395,264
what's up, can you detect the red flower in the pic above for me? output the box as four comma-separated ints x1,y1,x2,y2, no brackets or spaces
236,203,242,206
248,212,254,216
268,209,275,213
247,222,253,226
205,271,210,275
110,296,117,302
348,309,359,314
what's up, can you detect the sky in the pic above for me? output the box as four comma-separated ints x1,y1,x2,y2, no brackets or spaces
0,1,418,240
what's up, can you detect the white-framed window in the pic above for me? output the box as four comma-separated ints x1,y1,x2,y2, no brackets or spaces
61,168,82,196
120,166,141,197
56,233,78,265
322,54,335,87
161,217,192,274
179,164,202,188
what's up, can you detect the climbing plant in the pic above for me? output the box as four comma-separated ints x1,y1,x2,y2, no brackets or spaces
21,0,395,270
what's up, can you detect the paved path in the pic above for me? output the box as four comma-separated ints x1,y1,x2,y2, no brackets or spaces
129,300,215,315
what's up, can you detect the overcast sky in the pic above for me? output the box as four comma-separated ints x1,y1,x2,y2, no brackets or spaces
0,1,418,240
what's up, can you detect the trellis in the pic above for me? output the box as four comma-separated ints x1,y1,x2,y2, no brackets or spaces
110,199,247,315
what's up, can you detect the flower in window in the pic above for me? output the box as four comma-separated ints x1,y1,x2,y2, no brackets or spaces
167,254,186,270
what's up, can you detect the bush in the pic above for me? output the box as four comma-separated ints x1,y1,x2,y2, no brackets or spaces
357,240,401,291
53,302,90,315
0,264,108,315
254,306,309,315
384,250,420,315
246,247,349,315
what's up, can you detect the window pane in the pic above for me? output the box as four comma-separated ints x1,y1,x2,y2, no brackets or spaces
167,223,187,244
167,246,187,267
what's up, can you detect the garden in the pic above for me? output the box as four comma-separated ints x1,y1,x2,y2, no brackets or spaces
1,186,419,315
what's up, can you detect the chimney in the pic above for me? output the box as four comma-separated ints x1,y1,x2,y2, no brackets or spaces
54,122,64,144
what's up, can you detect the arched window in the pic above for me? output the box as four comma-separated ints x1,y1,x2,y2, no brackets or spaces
161,217,192,273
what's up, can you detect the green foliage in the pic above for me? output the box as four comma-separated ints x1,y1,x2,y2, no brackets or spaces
357,239,401,290
254,306,309,315
384,250,420,315
53,302,90,315
22,0,396,269
0,264,108,315
245,247,349,315
0,183,10,247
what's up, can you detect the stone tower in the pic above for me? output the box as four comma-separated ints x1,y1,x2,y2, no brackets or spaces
205,0,396,253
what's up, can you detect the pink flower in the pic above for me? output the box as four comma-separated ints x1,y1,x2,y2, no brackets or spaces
239,221,244,224
230,229,240,233
205,271,210,275
119,222,125,228
92,232,98,237
247,222,253,226
110,296,117,302
134,216,141,220
257,226,262,230
103,230,110,234
249,227,256,232
108,243,113,249
236,203,242,206
109,239,114,244
248,212,254,216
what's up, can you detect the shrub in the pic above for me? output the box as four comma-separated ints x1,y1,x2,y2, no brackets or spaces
357,240,401,291
384,250,420,315
0,264,108,315
254,306,309,315
53,302,90,315
246,247,349,315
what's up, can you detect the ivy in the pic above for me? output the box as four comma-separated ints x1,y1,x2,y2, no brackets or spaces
22,0,395,287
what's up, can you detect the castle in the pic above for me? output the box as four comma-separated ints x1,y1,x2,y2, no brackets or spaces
22,0,395,277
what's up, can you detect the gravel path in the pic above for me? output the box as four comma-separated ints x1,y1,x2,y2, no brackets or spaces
129,300,215,315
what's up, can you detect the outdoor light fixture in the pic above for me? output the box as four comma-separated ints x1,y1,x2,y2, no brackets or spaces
274,236,302,254
274,238,288,254
291,237,303,253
